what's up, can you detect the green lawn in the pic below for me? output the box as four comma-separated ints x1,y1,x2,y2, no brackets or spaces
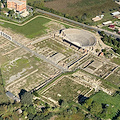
0,17,51,38
90,91,120,119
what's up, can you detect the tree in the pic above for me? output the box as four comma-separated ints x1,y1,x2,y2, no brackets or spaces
108,35,112,44
21,92,33,105
100,31,105,36
95,49,99,53
33,91,39,97
90,101,103,115
101,106,115,119
81,13,87,21
117,42,120,48
102,34,108,42
84,99,93,109
8,10,14,17
115,28,119,33
27,105,36,115
33,116,41,120
33,0,44,8
102,49,106,53
65,14,69,18
0,2,1,13
113,39,118,46
0,104,7,114
27,113,34,120
116,48,120,54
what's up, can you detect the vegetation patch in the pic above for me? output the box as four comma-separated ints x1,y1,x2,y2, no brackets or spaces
111,57,120,65
83,91,120,119
106,67,120,88
0,17,50,38
0,69,9,104
41,76,90,102
43,0,119,24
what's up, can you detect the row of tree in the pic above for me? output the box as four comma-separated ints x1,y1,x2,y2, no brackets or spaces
0,88,100,120
27,1,92,25
100,31,120,54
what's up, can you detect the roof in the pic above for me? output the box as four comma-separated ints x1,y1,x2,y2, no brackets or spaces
103,21,112,25
98,52,104,56
16,109,22,114
60,28,96,47
109,25,115,28
92,16,102,22
112,11,120,16
6,91,20,102
7,0,25,5
92,15,104,22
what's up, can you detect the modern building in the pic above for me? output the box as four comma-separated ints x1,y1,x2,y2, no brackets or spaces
92,15,104,22
109,25,115,28
7,0,26,13
6,91,20,102
111,11,120,16
103,21,112,26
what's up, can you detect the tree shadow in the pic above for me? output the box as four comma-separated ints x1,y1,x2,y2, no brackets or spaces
58,99,64,106
78,95,88,104
18,89,27,99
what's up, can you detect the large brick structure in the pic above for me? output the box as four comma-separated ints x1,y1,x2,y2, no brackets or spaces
7,0,26,13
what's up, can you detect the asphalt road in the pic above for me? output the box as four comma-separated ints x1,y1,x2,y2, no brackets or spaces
35,8,120,39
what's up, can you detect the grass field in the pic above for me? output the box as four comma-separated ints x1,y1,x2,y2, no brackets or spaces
0,17,50,38
111,57,120,65
90,91,120,119
106,67,120,88
0,70,9,104
1,57,31,84
44,0,119,22
42,77,90,102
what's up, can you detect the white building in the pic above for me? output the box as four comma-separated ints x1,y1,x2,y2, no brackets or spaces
111,11,120,16
103,21,112,25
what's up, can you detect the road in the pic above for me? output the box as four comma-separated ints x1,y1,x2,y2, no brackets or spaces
34,8,120,39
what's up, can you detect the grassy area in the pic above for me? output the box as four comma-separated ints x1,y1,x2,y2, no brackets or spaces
55,111,85,120
90,91,120,119
44,0,119,20
42,77,89,102
0,69,9,104
1,57,31,83
0,54,8,66
2,57,30,74
33,38,75,56
0,17,50,38
106,67,120,88
111,57,120,65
